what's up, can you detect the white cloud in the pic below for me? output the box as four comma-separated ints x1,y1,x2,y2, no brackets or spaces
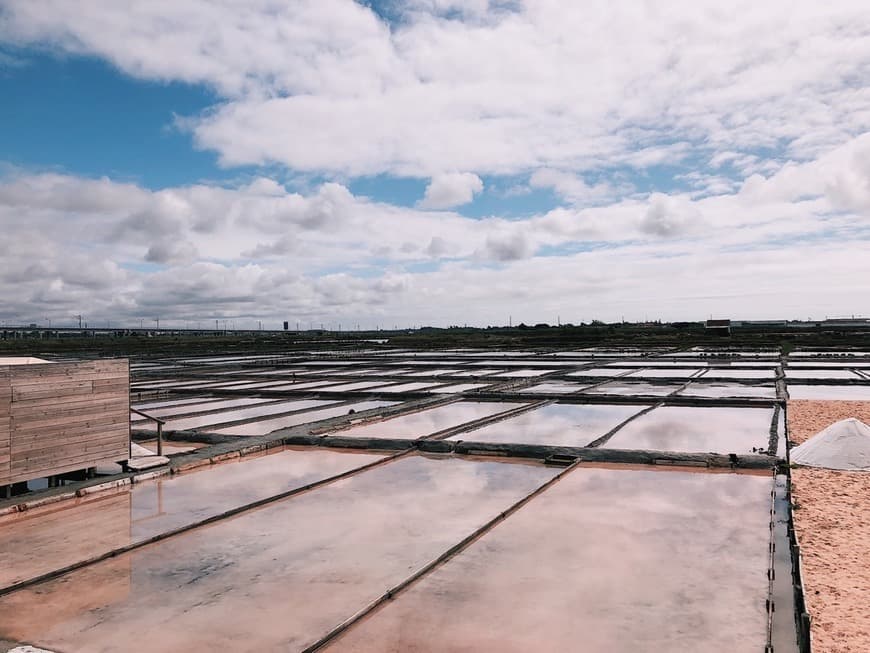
418,172,483,209
479,230,534,261
2,3,870,326
529,169,616,205
3,1,869,178
1,131,870,327
824,138,870,215
639,193,703,237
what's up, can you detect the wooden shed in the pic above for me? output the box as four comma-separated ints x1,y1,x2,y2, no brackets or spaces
705,319,732,336
0,358,130,494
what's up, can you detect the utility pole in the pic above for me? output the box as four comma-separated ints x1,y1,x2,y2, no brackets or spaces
74,314,82,329
154,317,159,330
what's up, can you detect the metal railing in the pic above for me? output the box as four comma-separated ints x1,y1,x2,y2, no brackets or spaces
130,408,167,456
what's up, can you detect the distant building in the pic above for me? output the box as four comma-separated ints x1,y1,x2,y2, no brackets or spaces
732,320,788,328
705,319,731,336
820,318,870,328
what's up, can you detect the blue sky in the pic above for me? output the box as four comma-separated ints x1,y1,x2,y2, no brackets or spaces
1,1,869,328
0,44,725,214
0,50,583,218
0,52,225,187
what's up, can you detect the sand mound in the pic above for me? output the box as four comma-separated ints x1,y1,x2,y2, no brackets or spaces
791,418,870,470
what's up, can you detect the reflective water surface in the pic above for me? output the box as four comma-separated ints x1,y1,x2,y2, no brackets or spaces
429,383,493,393
324,466,773,653
785,369,860,379
131,397,275,422
332,401,528,438
567,368,634,377
583,382,682,397
0,447,384,589
165,399,338,431
680,383,777,399
0,455,558,652
375,382,445,393
213,400,400,436
491,369,554,377
628,368,700,378
210,380,296,390
605,406,773,454
786,384,870,400
264,380,342,391
316,381,390,392
450,403,645,447
453,369,501,377
704,368,777,379
131,397,217,411
520,382,587,394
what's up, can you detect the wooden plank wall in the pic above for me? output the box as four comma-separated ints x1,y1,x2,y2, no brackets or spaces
2,360,129,485
0,368,11,486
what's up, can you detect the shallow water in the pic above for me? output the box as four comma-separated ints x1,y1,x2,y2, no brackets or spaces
212,400,400,436
375,382,446,393
324,466,773,653
450,403,645,447
331,401,528,438
786,385,870,401
605,405,773,454
0,447,385,589
680,383,777,399
567,368,635,377
628,368,700,378
429,383,493,393
165,399,339,431
702,368,777,379
132,397,275,421
520,382,587,394
582,382,682,397
0,455,558,652
315,381,391,392
786,369,861,380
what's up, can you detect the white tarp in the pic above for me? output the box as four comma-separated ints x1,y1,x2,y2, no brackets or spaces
791,418,870,470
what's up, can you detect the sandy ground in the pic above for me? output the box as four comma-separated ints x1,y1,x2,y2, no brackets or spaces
787,400,870,444
789,401,870,653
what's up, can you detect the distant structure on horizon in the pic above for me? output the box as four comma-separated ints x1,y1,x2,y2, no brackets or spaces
705,319,732,336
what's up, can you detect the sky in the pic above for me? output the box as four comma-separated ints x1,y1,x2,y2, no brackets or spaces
1,0,869,330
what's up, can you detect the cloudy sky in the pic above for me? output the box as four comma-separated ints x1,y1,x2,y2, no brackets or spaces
1,1,869,329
